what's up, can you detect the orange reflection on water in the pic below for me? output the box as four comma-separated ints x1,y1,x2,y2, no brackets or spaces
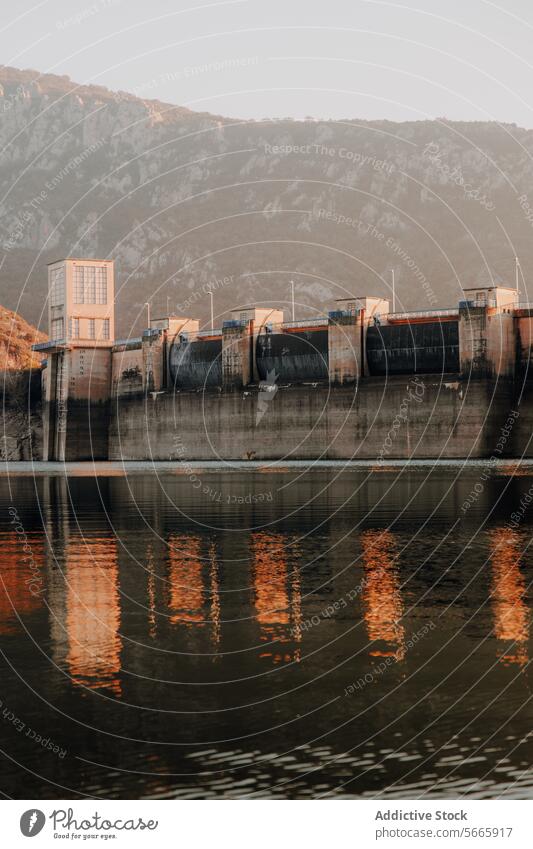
290,553,302,663
167,535,205,626
361,529,405,660
490,527,529,666
251,532,301,663
0,531,45,634
209,543,221,649
65,535,122,694
146,544,157,640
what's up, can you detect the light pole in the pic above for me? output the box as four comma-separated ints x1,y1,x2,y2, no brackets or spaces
391,269,396,313
290,280,295,321
208,290,214,330
166,296,171,315
145,302,151,328
515,256,520,292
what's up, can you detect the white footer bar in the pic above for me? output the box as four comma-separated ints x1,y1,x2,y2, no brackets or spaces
3,799,531,847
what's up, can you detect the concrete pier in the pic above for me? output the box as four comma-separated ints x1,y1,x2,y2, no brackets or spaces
36,258,114,461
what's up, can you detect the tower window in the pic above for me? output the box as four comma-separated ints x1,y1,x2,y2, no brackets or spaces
50,267,65,307
51,318,64,340
70,318,80,339
88,318,95,339
102,318,110,340
74,266,108,304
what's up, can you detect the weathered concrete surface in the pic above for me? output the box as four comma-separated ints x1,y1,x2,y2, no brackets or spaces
510,379,533,458
222,323,253,388
170,337,222,389
366,321,460,376
459,307,515,378
109,375,520,461
1,369,42,460
62,399,110,460
328,318,361,384
112,345,143,398
42,346,112,461
256,329,329,383
517,316,533,377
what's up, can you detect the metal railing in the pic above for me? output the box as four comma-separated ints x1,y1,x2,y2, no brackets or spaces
458,299,497,309
328,309,358,320
222,319,248,329
282,318,329,329
113,337,142,348
32,338,66,351
196,328,222,337
387,309,458,321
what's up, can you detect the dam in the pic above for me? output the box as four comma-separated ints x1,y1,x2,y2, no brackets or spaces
26,257,533,462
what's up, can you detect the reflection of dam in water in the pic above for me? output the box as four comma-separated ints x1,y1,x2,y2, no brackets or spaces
361,529,405,660
0,530,45,635
490,528,529,667
3,469,533,798
48,533,122,695
251,532,302,663
167,535,205,626
1,472,532,700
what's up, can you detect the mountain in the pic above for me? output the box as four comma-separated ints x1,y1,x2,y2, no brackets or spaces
1,66,533,336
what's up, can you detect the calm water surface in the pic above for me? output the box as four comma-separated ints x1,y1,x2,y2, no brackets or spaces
1,463,533,799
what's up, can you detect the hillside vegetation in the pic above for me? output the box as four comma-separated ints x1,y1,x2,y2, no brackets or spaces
1,66,533,335
0,304,45,371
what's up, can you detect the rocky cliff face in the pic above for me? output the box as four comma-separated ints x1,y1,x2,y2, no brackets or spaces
0,303,45,371
1,369,42,461
2,66,533,336
0,303,44,460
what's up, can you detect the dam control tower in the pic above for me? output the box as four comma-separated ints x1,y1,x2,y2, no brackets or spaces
36,258,115,461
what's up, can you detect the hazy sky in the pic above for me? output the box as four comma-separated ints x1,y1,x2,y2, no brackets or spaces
3,0,533,125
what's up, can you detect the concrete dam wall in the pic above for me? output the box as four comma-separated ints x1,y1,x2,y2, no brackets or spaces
33,271,533,462
107,296,531,461
109,376,523,462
